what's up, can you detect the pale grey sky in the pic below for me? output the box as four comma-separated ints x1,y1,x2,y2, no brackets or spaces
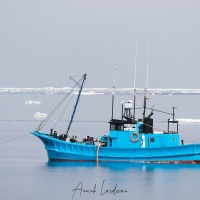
0,0,200,88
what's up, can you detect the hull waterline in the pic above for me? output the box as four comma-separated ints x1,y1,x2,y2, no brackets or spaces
32,131,200,164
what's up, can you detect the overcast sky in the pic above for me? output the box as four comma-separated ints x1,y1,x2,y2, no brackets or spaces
0,0,200,88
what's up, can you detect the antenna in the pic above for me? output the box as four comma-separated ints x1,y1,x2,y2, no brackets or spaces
133,39,137,119
146,41,150,89
134,39,137,89
111,53,117,120
143,42,150,122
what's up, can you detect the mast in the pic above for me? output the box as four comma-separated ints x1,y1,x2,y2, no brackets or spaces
146,41,150,89
66,74,87,135
143,88,147,122
111,54,117,120
133,39,137,120
143,42,150,122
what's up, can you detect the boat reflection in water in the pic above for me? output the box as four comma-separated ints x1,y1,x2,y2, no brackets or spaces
47,161,200,171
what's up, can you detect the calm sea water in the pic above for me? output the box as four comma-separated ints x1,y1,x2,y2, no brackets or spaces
1,93,200,200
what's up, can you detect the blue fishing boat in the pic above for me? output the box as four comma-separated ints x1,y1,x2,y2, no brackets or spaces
32,74,200,163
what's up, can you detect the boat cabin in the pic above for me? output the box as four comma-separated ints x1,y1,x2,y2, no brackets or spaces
100,100,180,149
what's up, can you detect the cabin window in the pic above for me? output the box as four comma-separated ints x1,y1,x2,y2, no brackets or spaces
150,138,155,142
110,124,115,130
110,124,124,130
116,125,123,130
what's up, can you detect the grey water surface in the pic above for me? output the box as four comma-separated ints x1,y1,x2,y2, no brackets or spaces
1,93,200,200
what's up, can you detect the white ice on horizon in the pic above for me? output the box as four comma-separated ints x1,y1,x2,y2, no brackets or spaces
177,118,200,123
1,87,200,95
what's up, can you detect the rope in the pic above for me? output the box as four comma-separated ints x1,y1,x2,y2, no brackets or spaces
53,93,75,129
0,133,30,145
131,107,173,116
146,107,173,115
35,78,82,131
37,89,74,130
143,122,164,132
96,144,101,163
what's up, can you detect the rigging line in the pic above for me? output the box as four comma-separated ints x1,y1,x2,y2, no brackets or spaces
0,133,30,145
36,77,83,131
56,76,71,91
36,91,72,131
49,78,71,117
0,119,108,123
146,107,173,115
53,93,75,130
70,76,81,87
143,122,164,133
41,76,83,124
65,74,87,135
37,86,77,131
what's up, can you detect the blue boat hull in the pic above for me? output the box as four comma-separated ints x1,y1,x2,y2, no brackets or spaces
32,131,200,163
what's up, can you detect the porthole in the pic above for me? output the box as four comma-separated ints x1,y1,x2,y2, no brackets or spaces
150,138,155,142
